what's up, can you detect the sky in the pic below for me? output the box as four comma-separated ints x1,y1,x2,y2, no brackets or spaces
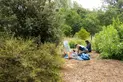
73,0,103,10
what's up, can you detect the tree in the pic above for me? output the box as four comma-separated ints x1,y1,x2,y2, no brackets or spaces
82,11,101,35
104,0,123,9
72,2,101,35
58,8,83,36
55,0,72,9
101,0,123,24
64,9,82,35
62,24,72,36
0,0,63,43
97,7,118,26
73,1,89,19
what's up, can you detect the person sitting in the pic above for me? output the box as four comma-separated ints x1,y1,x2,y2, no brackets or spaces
85,40,91,52
75,44,88,55
63,41,90,60
75,44,90,60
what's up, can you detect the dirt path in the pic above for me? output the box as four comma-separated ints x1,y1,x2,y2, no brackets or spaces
61,51,123,82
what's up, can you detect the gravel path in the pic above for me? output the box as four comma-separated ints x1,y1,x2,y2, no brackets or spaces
61,51,123,82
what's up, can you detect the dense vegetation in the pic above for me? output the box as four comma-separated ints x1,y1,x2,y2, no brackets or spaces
0,0,123,81
0,0,64,81
0,0,63,43
0,34,63,82
94,24,123,60
94,0,123,60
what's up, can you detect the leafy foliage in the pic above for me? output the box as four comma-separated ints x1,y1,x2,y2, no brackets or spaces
68,38,86,48
0,36,63,82
95,25,123,60
75,28,90,40
82,12,101,35
62,24,72,36
113,18,123,41
64,9,82,35
58,8,83,36
55,0,72,9
0,0,63,43
98,0,123,27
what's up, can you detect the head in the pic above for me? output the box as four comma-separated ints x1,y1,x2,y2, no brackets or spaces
85,40,90,44
73,49,76,52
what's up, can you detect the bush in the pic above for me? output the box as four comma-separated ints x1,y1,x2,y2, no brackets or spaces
68,38,86,48
62,24,72,37
75,28,90,40
95,25,123,60
117,24,123,41
113,18,123,41
0,36,63,82
69,40,76,48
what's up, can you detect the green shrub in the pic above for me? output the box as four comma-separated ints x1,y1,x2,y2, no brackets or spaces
62,24,72,36
117,24,123,41
0,37,63,82
95,25,123,60
68,38,86,48
113,18,123,41
69,40,75,48
75,28,90,40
